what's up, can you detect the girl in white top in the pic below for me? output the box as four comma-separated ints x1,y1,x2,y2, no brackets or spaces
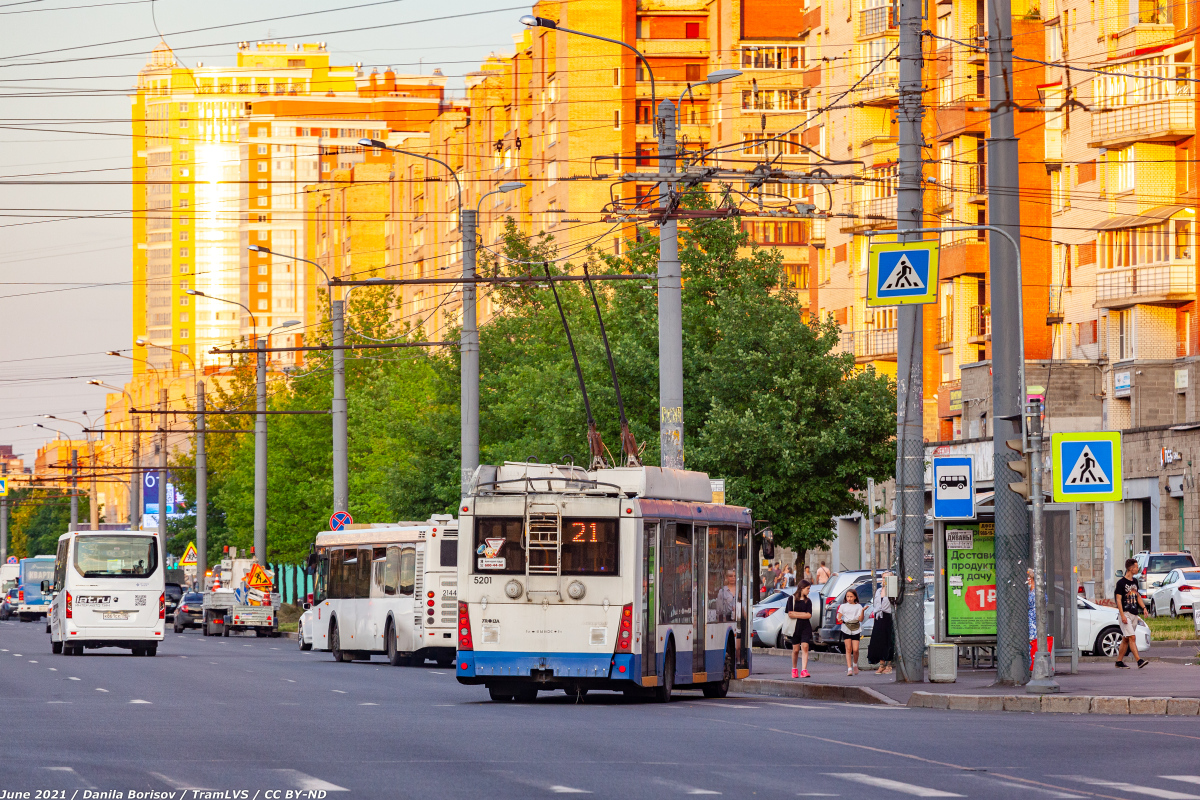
836,588,865,676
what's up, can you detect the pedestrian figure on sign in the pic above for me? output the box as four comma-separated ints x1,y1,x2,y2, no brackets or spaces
894,259,915,288
1114,558,1149,669
837,588,865,676
787,580,814,679
1078,451,1099,483
867,575,894,674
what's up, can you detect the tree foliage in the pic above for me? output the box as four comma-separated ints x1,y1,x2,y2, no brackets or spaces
175,208,896,562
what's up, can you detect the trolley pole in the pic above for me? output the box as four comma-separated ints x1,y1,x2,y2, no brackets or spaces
254,338,267,566
70,449,78,532
332,299,348,512
196,380,207,590
1026,400,1060,693
158,389,167,568
892,0,926,683
988,0,1031,685
461,209,479,496
657,99,685,469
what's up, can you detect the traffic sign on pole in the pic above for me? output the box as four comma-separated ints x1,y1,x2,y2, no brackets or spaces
245,562,273,591
179,542,198,567
1051,432,1122,502
5,556,16,564
932,455,975,519
329,510,353,531
867,240,939,306
0,478,7,496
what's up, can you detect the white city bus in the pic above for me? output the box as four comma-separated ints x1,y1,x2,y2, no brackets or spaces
307,516,458,666
455,463,753,702
47,530,166,656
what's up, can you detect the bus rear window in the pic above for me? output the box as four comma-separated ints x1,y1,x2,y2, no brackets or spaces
562,518,619,575
73,536,158,578
440,538,458,568
475,518,525,574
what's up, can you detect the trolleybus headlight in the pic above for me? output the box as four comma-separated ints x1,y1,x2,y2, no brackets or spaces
567,580,586,600
504,579,524,599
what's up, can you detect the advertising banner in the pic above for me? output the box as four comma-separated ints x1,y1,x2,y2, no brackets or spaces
944,522,997,637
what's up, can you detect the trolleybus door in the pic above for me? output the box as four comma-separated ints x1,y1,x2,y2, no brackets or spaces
692,524,708,680
737,527,751,671
641,521,657,681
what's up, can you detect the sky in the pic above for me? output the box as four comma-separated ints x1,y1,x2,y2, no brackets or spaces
0,0,524,463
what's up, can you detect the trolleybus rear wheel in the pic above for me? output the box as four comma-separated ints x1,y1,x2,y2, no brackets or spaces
386,620,404,666
656,644,675,703
514,685,539,703
488,686,515,702
703,647,733,699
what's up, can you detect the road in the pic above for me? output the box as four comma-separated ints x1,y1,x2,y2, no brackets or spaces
1,618,1197,800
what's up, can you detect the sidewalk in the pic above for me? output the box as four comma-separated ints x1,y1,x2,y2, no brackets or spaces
732,647,1200,714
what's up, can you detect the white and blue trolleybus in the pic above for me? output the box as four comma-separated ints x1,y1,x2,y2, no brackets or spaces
456,462,753,701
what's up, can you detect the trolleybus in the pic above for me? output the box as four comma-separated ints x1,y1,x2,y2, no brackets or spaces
455,462,753,702
307,516,458,666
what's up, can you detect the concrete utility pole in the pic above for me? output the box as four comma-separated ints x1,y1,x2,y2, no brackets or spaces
1,464,8,563
158,389,167,568
988,0,1032,685
461,209,479,496
196,380,207,589
331,299,348,512
131,415,140,530
88,437,98,530
892,0,927,684
70,449,79,532
657,99,684,469
1026,399,1059,693
254,338,267,566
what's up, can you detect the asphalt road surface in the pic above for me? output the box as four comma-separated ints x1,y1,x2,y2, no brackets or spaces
1,617,1197,800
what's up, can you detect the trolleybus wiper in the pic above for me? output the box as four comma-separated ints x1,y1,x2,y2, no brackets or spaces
543,262,608,469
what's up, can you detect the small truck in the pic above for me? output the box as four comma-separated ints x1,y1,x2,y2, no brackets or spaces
201,552,281,637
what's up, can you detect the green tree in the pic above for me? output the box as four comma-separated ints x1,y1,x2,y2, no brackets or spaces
8,488,72,557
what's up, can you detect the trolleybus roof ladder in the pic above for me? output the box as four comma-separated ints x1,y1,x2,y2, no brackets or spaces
524,496,562,601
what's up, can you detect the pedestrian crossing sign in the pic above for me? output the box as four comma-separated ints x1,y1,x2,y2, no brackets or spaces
0,478,7,497
867,240,939,306
1051,431,1122,503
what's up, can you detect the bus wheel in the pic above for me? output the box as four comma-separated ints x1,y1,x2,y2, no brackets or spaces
656,645,675,703
488,686,515,702
386,620,404,666
51,640,62,655
514,685,538,703
146,645,157,657
703,648,733,699
330,620,346,662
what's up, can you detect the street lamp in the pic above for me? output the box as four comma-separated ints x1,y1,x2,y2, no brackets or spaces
519,15,688,469
247,244,349,515
677,70,741,128
41,415,97,531
88,380,141,529
185,289,258,341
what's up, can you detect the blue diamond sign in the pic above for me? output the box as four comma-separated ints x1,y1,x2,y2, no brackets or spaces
1051,432,1122,503
867,240,939,306
932,455,975,520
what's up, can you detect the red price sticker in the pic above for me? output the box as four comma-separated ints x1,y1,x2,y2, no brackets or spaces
964,584,997,612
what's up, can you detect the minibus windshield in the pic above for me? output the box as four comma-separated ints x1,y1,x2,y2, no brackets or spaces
73,536,158,578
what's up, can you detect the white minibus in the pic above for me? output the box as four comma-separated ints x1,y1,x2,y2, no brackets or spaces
307,516,458,666
47,530,166,656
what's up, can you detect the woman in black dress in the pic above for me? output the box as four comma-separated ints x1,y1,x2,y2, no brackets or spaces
867,574,895,674
786,581,814,678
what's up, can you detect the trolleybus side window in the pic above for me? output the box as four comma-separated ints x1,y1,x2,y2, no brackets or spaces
562,518,619,575
53,538,69,592
707,525,737,623
328,548,348,599
372,548,388,596
383,546,401,595
399,546,415,595
474,517,526,574
660,521,694,625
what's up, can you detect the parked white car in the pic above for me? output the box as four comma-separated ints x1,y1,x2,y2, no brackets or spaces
1149,568,1200,618
752,585,823,649
1077,596,1151,657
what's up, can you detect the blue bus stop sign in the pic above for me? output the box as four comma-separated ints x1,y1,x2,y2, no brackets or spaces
932,455,975,519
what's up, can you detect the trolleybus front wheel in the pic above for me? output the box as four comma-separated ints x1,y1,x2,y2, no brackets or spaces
330,619,347,662
703,647,733,699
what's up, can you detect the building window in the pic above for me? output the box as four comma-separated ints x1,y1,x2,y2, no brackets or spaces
685,21,700,38
178,119,188,128
258,144,268,155
258,283,268,293
180,345,189,355
257,161,268,173
257,299,268,310
179,296,189,306
740,45,802,70
614,110,621,129
179,248,189,257
1176,220,1193,259
179,280,188,290
258,265,268,275
179,232,189,241
178,102,189,112
180,329,189,339
613,67,620,86
547,161,558,185
1113,147,1134,192
179,264,189,273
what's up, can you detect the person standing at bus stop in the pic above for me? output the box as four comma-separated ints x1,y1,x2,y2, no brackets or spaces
867,574,894,674
837,588,865,676
786,581,814,678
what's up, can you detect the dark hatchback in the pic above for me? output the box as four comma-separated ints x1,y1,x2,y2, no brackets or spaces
173,591,205,632
164,582,183,623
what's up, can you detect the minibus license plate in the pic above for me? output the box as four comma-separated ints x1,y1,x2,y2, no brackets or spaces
102,611,129,621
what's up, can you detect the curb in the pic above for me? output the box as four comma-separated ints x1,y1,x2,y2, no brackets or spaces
907,691,1200,715
731,678,901,706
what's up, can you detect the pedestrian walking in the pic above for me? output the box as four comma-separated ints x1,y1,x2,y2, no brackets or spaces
803,565,814,585
785,580,814,678
837,588,865,676
1114,558,1149,669
783,565,796,587
867,575,894,674
816,561,831,584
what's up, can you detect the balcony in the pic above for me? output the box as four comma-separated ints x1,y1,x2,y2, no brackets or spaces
967,305,990,342
1045,128,1062,162
838,328,899,361
937,314,954,348
967,163,986,202
1096,263,1196,308
1089,98,1194,149
1047,286,1064,324
840,195,897,233
966,24,986,63
859,64,899,105
858,3,897,37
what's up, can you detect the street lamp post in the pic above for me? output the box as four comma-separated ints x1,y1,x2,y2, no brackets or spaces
42,415,100,531
247,246,348,515
107,350,168,562
88,381,140,529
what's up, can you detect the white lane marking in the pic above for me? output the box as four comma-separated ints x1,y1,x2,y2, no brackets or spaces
796,795,840,797
45,767,96,789
47,668,56,671
1,648,8,651
433,704,455,707
270,647,279,650
653,778,720,795
548,787,591,794
1164,779,1200,787
149,771,207,790
14,653,22,657
825,773,964,797
28,660,37,663
768,702,827,709
269,770,348,792
1061,778,1200,800
95,688,108,693
68,677,80,681
244,644,252,647
359,703,378,706
713,704,758,709
331,690,347,694
283,679,296,683
47,701,71,704
430,671,447,675
130,699,152,704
